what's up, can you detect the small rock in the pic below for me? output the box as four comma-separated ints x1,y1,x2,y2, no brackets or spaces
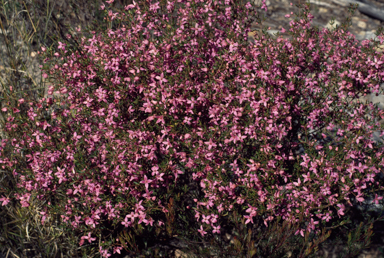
174,249,197,258
253,0,271,6
374,44,384,53
319,7,328,13
325,19,341,31
357,20,367,29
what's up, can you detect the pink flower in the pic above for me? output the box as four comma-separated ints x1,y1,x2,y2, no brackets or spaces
0,196,10,206
244,215,254,225
81,232,96,244
140,175,153,190
198,225,207,237
155,72,168,85
40,211,48,225
246,204,257,217
212,225,221,234
356,195,365,203
322,213,332,222
58,41,66,50
307,218,319,232
137,212,147,224
113,246,123,254
369,56,383,69
366,173,375,183
373,194,383,205
204,138,217,150
99,246,111,258
145,217,154,226
156,172,164,182
201,214,210,224
295,229,305,238
337,203,345,218
210,214,218,224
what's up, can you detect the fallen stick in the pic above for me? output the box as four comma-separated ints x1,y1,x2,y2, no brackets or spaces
330,0,384,22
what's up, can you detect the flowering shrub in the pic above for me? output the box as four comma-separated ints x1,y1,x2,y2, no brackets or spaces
1,0,384,256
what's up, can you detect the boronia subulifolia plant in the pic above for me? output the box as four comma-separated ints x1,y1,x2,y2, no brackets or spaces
1,0,384,256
